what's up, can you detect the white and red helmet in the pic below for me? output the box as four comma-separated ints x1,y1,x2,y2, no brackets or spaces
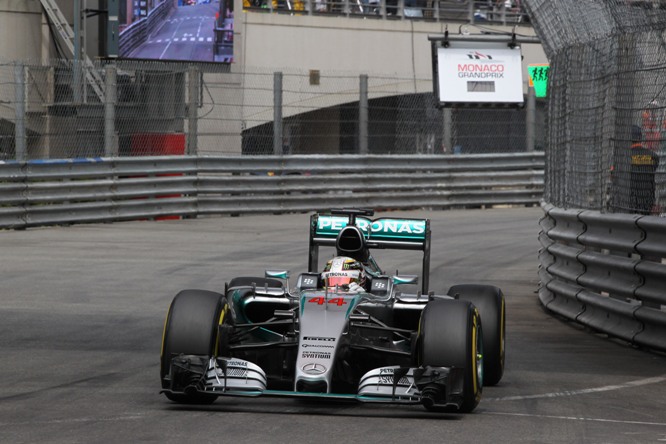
322,256,365,289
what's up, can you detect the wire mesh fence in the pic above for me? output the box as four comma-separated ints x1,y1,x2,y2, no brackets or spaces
524,0,666,216
0,58,544,161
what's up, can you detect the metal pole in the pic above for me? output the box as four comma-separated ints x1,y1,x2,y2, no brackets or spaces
81,0,88,101
104,64,117,157
107,0,119,57
73,0,82,103
359,74,369,155
428,34,541,45
14,64,26,161
526,86,536,152
187,66,199,155
273,72,283,155
442,107,452,154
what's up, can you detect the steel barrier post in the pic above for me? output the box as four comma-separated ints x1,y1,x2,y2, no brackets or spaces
187,66,199,155
14,64,26,161
274,72,283,156
526,86,536,152
442,107,452,154
359,74,369,155
104,64,118,157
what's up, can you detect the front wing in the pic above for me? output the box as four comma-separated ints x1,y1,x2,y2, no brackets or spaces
162,356,465,409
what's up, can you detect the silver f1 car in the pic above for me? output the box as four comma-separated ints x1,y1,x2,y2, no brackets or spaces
160,208,505,413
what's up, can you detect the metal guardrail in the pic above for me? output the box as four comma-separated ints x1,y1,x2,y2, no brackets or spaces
538,202,666,352
0,153,543,229
244,0,530,25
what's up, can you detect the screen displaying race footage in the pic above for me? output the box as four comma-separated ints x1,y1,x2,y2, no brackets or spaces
118,0,233,63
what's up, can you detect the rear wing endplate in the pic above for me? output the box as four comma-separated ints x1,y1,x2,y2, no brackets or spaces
308,213,431,293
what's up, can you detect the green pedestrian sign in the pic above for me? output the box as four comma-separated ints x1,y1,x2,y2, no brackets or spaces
527,64,549,98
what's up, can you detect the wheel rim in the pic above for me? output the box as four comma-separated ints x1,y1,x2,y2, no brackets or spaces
476,320,484,389
499,298,505,371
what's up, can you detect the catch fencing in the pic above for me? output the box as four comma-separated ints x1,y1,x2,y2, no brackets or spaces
0,153,544,229
524,0,666,217
0,59,546,161
539,202,666,351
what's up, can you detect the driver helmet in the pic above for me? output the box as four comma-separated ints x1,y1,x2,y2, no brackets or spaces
322,256,366,290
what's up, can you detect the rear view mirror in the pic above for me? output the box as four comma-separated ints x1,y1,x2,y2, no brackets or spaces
392,275,418,286
266,270,290,294
265,270,289,280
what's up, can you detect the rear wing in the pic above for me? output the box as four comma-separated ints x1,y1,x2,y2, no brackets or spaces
308,212,431,293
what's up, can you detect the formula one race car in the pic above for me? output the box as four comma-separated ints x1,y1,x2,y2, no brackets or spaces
160,209,505,413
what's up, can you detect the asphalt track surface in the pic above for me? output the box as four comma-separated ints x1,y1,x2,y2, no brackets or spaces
1,207,665,443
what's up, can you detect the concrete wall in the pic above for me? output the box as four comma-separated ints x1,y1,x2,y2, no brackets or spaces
231,9,548,143
234,10,547,85
0,0,103,63
0,0,43,61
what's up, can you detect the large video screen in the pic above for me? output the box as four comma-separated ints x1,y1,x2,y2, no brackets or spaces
118,0,233,63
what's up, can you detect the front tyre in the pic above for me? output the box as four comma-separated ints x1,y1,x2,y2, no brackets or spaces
417,299,483,413
449,284,505,386
160,289,227,404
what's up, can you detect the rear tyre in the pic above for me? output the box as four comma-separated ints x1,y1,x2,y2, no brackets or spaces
160,289,227,404
448,284,505,386
417,299,482,413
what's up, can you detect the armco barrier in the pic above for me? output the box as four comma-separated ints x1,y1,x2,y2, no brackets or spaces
539,202,666,352
0,153,544,229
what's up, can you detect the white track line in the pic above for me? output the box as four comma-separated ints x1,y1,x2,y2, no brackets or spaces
486,411,666,427
485,375,666,402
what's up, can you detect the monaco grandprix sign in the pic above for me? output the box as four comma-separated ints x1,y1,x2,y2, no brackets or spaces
434,41,524,106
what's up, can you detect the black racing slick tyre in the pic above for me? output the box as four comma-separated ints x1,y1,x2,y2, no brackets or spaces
417,299,482,413
160,289,228,404
448,284,505,386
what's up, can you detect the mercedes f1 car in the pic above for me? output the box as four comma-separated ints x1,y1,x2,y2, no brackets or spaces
160,208,505,413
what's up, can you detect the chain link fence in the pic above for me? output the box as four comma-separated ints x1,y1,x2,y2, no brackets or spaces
524,0,666,216
0,58,545,161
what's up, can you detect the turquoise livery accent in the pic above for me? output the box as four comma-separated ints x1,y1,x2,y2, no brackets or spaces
315,215,427,242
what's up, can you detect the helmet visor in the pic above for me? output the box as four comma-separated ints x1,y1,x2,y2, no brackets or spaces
326,276,354,287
